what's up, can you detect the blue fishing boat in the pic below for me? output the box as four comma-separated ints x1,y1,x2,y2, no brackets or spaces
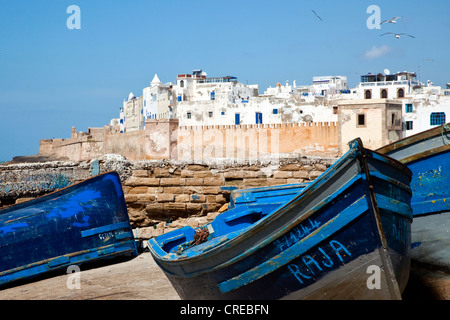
149,139,413,300
377,123,450,269
0,171,137,287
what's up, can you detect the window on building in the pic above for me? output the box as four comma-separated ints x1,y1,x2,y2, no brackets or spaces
210,91,215,101
208,111,213,118
405,104,413,113
235,113,240,125
256,112,263,124
180,80,184,88
430,112,446,126
397,88,405,98
381,89,388,99
178,95,182,102
406,121,413,130
357,114,366,126
273,109,278,114
365,90,372,99
221,111,225,116
187,112,191,119
333,106,338,115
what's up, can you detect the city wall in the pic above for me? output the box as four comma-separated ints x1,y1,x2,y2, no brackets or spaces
38,120,339,162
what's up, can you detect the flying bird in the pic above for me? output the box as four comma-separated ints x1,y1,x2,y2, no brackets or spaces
311,10,323,21
380,32,415,39
381,16,402,25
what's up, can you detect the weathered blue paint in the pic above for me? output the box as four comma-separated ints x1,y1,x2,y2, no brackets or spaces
0,171,137,287
149,139,413,300
377,123,450,269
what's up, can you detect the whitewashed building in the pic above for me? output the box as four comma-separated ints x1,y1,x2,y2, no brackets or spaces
142,74,173,122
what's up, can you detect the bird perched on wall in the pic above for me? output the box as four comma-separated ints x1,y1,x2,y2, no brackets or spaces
381,16,402,25
312,10,323,21
380,32,415,39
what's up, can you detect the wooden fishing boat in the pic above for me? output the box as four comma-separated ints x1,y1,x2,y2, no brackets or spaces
0,171,137,287
377,123,450,269
149,139,413,300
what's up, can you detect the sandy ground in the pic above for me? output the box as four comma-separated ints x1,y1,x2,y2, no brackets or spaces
0,251,180,300
0,249,449,300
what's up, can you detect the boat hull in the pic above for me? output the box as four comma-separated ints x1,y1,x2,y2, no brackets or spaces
0,171,137,286
377,124,450,269
149,140,412,300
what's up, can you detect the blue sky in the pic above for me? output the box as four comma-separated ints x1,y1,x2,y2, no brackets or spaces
0,0,449,161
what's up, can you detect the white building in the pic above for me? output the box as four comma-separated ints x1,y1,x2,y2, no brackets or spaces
352,70,450,137
115,68,449,140
142,74,173,122
121,92,143,133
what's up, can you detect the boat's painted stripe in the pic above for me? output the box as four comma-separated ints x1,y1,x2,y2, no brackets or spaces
81,221,131,238
0,239,137,285
218,195,369,294
0,240,136,284
375,193,413,220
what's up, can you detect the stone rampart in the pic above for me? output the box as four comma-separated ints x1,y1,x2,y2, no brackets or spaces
0,155,335,238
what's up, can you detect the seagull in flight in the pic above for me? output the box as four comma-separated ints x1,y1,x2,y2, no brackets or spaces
380,32,415,39
312,10,323,21
381,16,402,25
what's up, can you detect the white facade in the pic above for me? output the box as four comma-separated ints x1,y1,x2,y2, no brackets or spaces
114,69,450,141
142,74,173,122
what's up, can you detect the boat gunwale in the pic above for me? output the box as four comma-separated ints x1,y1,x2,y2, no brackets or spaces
0,171,125,218
376,122,450,160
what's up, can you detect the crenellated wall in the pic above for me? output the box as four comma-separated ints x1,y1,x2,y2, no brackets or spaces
38,120,339,162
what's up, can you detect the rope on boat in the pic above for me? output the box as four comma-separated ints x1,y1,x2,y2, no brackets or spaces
176,226,210,255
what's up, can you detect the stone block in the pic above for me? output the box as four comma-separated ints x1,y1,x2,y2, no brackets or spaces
242,179,268,187
124,177,160,187
155,193,175,202
128,186,148,194
163,187,184,194
314,163,328,172
124,194,138,203
273,171,293,179
185,178,204,186
215,194,227,204
206,195,216,203
243,171,261,178
202,186,222,194
136,194,156,203
287,178,305,184
187,164,209,171
180,170,194,178
175,194,190,203
154,168,172,178
224,171,244,180
203,178,224,186
309,170,323,180
160,178,185,186
279,164,301,171
132,170,149,177
184,186,204,194
190,194,206,203
163,203,187,215
145,203,164,214
293,171,309,179
193,171,213,178
186,203,203,214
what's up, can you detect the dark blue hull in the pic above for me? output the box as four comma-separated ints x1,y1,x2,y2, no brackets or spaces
0,171,137,286
377,124,450,269
149,139,412,300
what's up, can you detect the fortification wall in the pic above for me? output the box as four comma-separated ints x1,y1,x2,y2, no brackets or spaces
38,120,339,163
0,156,335,238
